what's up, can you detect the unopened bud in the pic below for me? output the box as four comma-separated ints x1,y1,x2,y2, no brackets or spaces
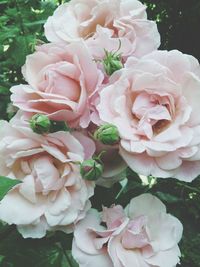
94,124,120,145
29,114,51,134
80,159,103,181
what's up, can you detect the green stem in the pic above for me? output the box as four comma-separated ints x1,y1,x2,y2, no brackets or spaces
177,182,200,194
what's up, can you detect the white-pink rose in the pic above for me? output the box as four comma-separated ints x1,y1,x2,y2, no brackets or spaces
0,112,95,238
97,50,200,181
44,0,160,58
11,41,103,128
72,193,183,267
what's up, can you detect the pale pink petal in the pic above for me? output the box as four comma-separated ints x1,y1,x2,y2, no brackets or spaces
145,246,181,267
17,218,48,239
102,205,125,229
74,209,104,255
146,213,183,251
0,191,46,225
72,240,112,267
126,194,166,219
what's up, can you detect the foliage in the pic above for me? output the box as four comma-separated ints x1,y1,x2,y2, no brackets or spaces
0,224,77,267
0,176,21,201
0,0,58,120
143,0,200,61
0,0,200,266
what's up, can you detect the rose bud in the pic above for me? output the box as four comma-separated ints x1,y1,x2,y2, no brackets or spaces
29,114,51,134
80,159,103,181
94,124,120,145
103,50,123,76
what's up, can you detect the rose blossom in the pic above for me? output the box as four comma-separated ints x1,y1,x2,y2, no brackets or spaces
11,41,103,128
44,0,160,58
97,50,200,181
72,193,183,267
0,112,95,238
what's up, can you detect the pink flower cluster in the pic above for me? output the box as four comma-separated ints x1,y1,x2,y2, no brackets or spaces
73,194,183,267
1,0,200,264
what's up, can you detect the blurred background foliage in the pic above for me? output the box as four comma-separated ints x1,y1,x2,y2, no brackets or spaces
0,0,200,266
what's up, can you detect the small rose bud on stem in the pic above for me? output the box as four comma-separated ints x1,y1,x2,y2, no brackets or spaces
29,114,51,134
29,114,71,134
94,124,120,145
80,159,103,181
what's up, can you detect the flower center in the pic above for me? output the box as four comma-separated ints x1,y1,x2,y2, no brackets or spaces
121,216,149,250
132,92,174,139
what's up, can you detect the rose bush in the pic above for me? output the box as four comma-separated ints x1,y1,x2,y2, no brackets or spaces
1,0,200,265
0,112,95,238
44,0,160,58
72,193,183,267
98,50,200,181
11,41,103,128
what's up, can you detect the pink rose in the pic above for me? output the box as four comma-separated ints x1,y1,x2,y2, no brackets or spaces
72,193,183,267
44,0,160,57
97,50,200,181
11,42,103,128
0,112,95,238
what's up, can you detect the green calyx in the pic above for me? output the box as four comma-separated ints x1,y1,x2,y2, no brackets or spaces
102,40,123,76
29,114,51,134
94,124,120,145
80,159,104,181
103,50,123,76
29,114,71,134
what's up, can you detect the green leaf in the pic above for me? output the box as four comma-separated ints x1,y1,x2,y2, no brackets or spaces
32,244,63,267
6,36,30,67
155,191,182,204
0,1,8,5
0,229,76,267
64,251,79,267
0,255,5,264
0,86,9,95
0,176,21,201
